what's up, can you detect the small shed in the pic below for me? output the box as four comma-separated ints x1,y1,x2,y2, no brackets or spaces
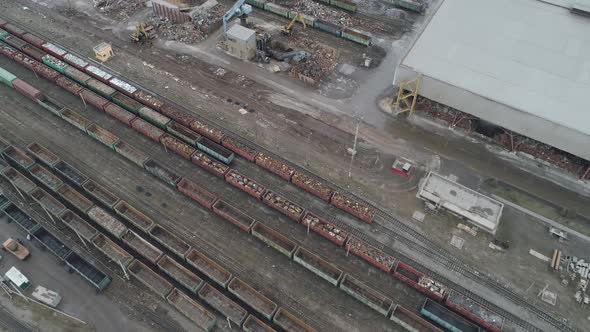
93,42,113,62
226,25,256,61
4,266,31,290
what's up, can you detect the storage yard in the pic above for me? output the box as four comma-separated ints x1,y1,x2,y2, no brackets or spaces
0,0,589,331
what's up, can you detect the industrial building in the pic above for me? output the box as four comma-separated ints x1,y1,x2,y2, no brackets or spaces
417,172,504,234
395,0,590,164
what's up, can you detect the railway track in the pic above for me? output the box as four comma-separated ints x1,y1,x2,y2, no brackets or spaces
0,14,575,331
0,163,187,332
0,103,335,332
0,305,36,332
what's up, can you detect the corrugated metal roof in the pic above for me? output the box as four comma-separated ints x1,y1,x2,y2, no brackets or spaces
401,0,590,138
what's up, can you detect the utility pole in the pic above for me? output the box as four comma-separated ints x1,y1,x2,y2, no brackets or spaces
347,117,360,179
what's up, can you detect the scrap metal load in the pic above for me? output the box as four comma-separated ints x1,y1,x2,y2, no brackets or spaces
301,212,348,246
346,237,396,272
331,192,375,223
262,190,304,221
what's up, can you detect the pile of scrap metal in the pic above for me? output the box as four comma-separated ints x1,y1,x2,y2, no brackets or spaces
255,33,310,64
560,254,590,305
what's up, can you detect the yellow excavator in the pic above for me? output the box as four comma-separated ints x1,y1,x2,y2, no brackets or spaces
281,14,306,36
131,23,155,45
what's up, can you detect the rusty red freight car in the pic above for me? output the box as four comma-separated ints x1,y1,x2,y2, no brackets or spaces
393,262,448,302
32,62,60,82
12,53,35,71
262,190,304,222
177,178,217,209
254,153,295,181
85,65,112,84
12,79,42,100
390,305,444,332
55,76,84,95
21,44,47,61
130,118,165,142
191,151,229,178
212,200,256,232
40,42,67,58
273,308,317,332
300,212,349,247
225,169,267,199
104,103,136,126
346,237,396,272
189,119,225,144
160,104,195,127
108,77,137,97
445,292,504,332
161,135,196,160
80,89,110,111
3,24,26,38
0,43,18,57
221,136,259,161
133,89,165,111
21,33,46,49
331,192,375,224
63,53,89,70
291,172,334,202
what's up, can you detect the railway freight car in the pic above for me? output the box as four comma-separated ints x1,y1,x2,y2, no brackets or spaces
393,262,447,301
421,299,481,332
390,305,443,332
445,292,504,332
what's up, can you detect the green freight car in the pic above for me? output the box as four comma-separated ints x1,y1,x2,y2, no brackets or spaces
330,0,357,12
64,251,112,291
0,66,17,88
245,0,266,9
342,27,373,46
42,54,69,73
264,3,290,18
387,0,425,13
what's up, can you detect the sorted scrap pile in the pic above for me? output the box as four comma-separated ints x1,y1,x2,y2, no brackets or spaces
416,96,588,176
415,97,474,131
290,0,364,27
495,134,586,174
93,0,145,19
150,4,227,44
288,38,338,83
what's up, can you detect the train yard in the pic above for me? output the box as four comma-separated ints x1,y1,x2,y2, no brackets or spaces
0,1,588,331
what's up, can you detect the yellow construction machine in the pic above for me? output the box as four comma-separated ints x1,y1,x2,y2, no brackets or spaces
281,14,306,36
131,23,155,45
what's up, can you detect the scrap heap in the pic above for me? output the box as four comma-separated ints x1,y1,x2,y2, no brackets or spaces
290,0,364,27
288,39,338,84
93,0,145,19
149,4,228,44
415,97,588,176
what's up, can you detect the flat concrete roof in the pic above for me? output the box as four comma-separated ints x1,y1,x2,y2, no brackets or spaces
399,0,590,159
227,24,255,42
417,172,503,233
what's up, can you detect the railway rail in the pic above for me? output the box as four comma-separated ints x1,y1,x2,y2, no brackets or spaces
0,15,575,331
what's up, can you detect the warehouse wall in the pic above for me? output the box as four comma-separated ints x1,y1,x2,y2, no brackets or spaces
395,65,590,161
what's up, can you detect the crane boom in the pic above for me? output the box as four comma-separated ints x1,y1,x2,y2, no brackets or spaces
223,0,252,33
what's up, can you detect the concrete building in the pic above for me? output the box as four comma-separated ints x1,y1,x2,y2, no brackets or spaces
417,172,504,234
226,25,256,61
395,0,590,162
